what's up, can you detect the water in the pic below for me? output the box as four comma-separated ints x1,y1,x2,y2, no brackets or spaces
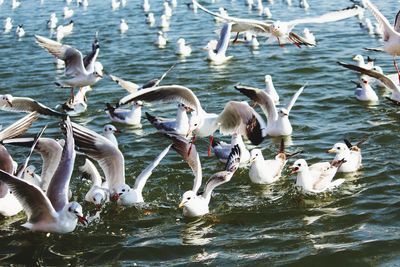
1,0,400,265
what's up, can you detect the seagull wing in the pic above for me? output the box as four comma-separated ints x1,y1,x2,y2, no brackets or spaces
69,121,125,192
286,5,362,29
0,112,38,142
4,97,64,116
363,0,400,41
79,158,103,187
286,84,306,113
133,145,171,193
0,169,57,224
337,61,399,92
47,117,76,212
216,101,266,145
203,145,240,199
118,85,203,114
235,85,278,121
168,134,203,194
109,74,140,94
35,35,87,77
215,23,232,56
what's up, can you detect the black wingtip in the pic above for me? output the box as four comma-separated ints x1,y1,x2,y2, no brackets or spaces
343,139,353,149
145,112,157,124
246,115,263,146
224,144,240,172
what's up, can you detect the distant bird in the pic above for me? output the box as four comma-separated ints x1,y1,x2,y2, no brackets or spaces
143,0,150,12
47,13,58,29
63,7,74,19
119,19,129,33
176,38,192,56
61,86,92,116
299,0,310,10
244,32,260,49
163,2,172,18
263,7,272,18
146,13,155,25
155,31,167,48
203,23,233,65
111,0,121,10
4,17,12,33
56,20,74,42
16,25,25,38
11,0,21,9
159,14,169,29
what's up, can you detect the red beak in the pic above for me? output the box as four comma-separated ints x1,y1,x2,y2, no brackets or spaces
290,166,299,175
77,215,88,225
95,204,102,211
111,193,120,201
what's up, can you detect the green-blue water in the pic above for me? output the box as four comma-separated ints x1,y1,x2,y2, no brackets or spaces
1,0,400,265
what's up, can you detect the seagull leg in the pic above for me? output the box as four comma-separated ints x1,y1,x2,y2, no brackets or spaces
233,32,239,43
277,37,284,48
208,135,214,157
70,87,75,102
394,58,400,84
187,134,196,156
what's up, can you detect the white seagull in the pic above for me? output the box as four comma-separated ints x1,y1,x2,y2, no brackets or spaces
351,78,378,102
176,38,192,57
35,35,103,99
102,124,120,147
61,86,92,116
0,94,65,116
235,84,305,136
249,139,302,184
63,7,74,19
120,19,129,33
203,23,233,65
327,139,364,173
290,158,346,193
105,101,142,126
16,25,25,38
211,133,250,166
4,17,12,33
47,13,58,29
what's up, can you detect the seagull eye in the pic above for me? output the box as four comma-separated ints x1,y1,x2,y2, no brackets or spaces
194,123,198,126
68,207,72,212
187,197,191,200
93,197,96,201
297,163,301,167
122,189,126,192
337,147,340,150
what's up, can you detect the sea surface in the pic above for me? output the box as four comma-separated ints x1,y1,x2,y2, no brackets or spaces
1,0,400,266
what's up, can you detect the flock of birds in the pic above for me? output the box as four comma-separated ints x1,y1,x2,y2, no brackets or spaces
0,0,399,235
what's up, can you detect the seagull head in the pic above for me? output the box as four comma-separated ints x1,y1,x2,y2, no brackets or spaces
187,114,201,137
249,148,263,163
290,159,308,174
134,101,143,108
278,108,288,117
92,192,106,210
179,190,197,209
327,143,349,155
67,202,87,225
271,21,286,37
112,184,131,201
103,124,121,135
24,165,36,178
0,94,13,107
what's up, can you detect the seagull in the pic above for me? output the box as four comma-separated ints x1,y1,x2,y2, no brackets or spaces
362,0,400,83
327,139,364,173
69,121,171,206
111,0,121,10
163,2,172,18
263,7,272,18
119,86,268,149
11,0,21,9
119,19,129,33
145,103,191,136
299,0,310,10
35,35,103,99
63,7,74,19
47,13,58,29
0,113,38,217
352,54,374,69
193,0,361,47
22,165,42,187
56,20,74,42
61,86,92,116
338,61,400,103
159,14,170,29
236,74,279,104
146,13,155,25
290,158,346,193
244,32,260,49
16,25,25,38
351,78,379,102
4,17,12,33
0,94,65,116
176,38,192,57
249,139,302,184
102,124,120,147
79,159,109,209
203,23,233,65
235,84,305,136
179,144,240,217
155,31,167,48
105,101,142,126
211,133,250,166
0,118,88,233
143,0,150,12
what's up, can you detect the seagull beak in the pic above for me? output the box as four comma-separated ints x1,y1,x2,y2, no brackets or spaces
114,128,122,134
178,201,185,208
289,166,299,175
95,204,102,211
77,215,88,225
111,193,120,201
6,100,12,107
327,148,336,154
249,157,256,163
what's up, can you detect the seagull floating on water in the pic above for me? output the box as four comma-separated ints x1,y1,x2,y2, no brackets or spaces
327,139,364,173
4,17,12,34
